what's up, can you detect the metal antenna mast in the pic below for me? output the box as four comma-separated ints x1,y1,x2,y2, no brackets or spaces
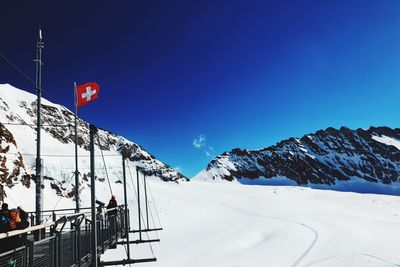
74,82,80,212
35,27,44,236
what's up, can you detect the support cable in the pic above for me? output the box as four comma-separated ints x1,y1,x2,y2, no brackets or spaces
126,163,156,258
147,177,163,229
3,151,121,157
45,172,75,222
127,162,162,233
0,53,36,85
129,161,162,231
0,122,70,127
0,52,67,107
147,200,160,240
143,177,160,240
96,135,113,196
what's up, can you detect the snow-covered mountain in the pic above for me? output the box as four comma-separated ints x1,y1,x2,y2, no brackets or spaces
0,83,187,208
193,126,400,195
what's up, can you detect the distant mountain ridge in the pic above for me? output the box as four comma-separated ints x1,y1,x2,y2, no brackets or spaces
193,126,400,195
0,83,187,203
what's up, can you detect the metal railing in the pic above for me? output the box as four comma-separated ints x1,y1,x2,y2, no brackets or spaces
0,206,126,267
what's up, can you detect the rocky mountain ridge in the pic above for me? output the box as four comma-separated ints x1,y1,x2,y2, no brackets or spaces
194,126,400,194
0,83,187,202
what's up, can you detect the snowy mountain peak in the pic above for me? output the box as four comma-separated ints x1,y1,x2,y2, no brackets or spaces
193,126,400,195
0,83,188,207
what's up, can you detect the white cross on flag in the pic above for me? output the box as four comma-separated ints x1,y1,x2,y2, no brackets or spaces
75,82,100,108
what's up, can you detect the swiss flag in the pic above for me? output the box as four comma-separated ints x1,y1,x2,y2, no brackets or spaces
75,82,100,108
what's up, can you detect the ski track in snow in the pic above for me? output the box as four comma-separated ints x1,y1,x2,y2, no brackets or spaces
214,199,400,267
213,199,319,267
359,254,400,267
304,253,400,267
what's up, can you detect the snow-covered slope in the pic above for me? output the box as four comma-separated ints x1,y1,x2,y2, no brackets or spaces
193,126,400,195
103,181,400,267
0,83,187,209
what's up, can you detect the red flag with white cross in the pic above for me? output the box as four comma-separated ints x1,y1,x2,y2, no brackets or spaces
75,82,100,108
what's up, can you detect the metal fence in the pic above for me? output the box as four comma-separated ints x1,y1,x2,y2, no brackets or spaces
0,246,28,267
0,208,126,267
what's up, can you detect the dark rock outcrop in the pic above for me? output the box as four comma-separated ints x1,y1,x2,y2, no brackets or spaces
199,127,400,188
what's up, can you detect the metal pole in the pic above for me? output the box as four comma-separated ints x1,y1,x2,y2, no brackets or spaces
143,174,149,229
35,28,44,238
74,82,80,213
0,184,4,204
122,157,130,259
90,124,98,267
136,167,141,241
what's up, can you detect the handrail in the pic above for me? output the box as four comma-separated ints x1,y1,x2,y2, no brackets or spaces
27,205,123,215
27,207,91,214
0,207,122,239
80,207,120,217
0,211,89,240
55,212,85,222
0,207,139,266
0,222,55,240
105,207,119,212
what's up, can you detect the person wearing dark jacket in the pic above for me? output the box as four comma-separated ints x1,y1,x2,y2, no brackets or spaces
17,206,29,229
106,195,118,229
0,209,26,253
106,195,118,216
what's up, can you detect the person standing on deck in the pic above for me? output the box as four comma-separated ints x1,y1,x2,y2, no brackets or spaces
106,195,118,216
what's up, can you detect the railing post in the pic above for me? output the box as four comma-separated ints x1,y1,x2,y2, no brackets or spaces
89,124,98,267
28,240,34,267
30,214,35,227
54,235,58,267
76,222,81,266
122,155,130,259
107,216,110,243
57,233,62,267
71,230,75,266
136,167,142,241
24,246,28,267
127,209,130,235
144,174,149,229
88,223,91,253
41,227,45,240
101,220,105,253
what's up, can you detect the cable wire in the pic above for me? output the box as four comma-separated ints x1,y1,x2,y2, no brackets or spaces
143,175,160,240
0,53,36,85
147,177,163,229
4,151,121,158
0,51,73,110
45,172,75,222
126,163,156,257
97,135,113,196
127,162,162,231
1,121,72,127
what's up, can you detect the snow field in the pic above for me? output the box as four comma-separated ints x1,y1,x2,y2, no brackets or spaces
103,181,400,267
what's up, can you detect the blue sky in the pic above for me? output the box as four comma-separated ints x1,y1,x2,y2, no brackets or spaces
1,1,400,177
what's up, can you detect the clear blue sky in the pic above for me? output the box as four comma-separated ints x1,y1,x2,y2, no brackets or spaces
1,1,400,177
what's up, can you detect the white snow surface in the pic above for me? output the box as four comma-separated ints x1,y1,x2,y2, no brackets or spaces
372,135,400,151
103,181,400,267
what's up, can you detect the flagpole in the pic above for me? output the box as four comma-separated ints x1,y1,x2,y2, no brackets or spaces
74,82,80,212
